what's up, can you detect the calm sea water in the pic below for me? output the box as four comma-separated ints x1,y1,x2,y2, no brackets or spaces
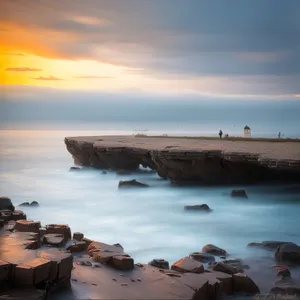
1,123,300,292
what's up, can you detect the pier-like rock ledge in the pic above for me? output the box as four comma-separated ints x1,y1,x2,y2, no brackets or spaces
64,136,300,184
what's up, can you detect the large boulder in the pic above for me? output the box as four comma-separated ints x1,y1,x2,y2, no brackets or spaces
275,242,300,264
184,204,212,212
202,244,227,256
45,224,71,243
0,196,15,211
171,256,204,274
231,190,248,199
118,179,149,188
212,262,242,275
233,273,260,294
15,220,41,233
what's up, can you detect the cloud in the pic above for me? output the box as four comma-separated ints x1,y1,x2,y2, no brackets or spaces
5,67,41,71
73,75,114,79
33,76,62,81
1,0,300,95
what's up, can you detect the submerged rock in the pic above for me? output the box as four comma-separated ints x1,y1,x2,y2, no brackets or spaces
202,244,227,256
69,167,81,172
248,241,286,250
213,262,243,275
190,252,215,263
184,204,212,212
231,190,248,198
0,196,15,211
275,242,300,264
148,259,169,269
118,179,149,188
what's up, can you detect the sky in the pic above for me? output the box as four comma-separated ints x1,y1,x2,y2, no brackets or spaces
0,0,300,99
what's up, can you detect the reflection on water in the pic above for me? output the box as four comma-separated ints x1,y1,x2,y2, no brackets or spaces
1,129,300,293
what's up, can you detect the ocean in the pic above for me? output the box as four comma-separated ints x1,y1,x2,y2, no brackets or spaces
1,121,300,293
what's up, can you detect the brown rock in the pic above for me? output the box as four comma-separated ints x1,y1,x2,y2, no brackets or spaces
111,255,134,270
202,244,227,256
45,224,71,242
14,257,51,286
233,273,260,294
0,260,11,281
67,241,87,252
190,252,215,263
11,210,27,221
275,242,300,264
73,232,84,241
148,258,169,269
15,220,41,233
213,262,241,275
171,256,204,274
231,190,248,198
43,234,65,246
0,196,15,211
37,248,73,281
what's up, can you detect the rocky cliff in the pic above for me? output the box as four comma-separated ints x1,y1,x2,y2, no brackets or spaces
64,136,300,184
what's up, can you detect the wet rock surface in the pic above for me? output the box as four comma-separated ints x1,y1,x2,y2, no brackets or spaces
184,204,212,212
202,244,227,256
148,258,169,269
190,252,215,263
275,242,300,264
248,241,287,250
118,179,149,188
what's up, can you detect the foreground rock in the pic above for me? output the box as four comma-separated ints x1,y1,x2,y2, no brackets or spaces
202,244,227,256
231,190,248,199
275,242,300,264
171,256,204,274
0,196,15,211
190,252,215,263
184,204,212,212
118,179,149,188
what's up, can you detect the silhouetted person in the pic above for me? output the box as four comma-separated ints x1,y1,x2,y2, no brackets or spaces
278,132,281,138
219,130,223,139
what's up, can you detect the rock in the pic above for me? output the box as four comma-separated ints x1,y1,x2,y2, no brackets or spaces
248,241,287,250
270,286,300,296
231,190,248,198
190,252,215,263
43,234,65,246
233,273,260,294
37,248,73,281
69,166,81,171
202,244,227,256
14,257,52,286
171,256,204,274
213,262,241,274
111,255,134,270
0,289,45,299
113,243,123,249
116,169,132,175
15,220,41,233
45,224,71,242
277,267,291,278
0,196,15,211
275,243,300,264
30,201,39,206
118,179,149,188
67,241,87,252
0,260,11,281
184,204,212,212
148,259,169,269
19,202,30,207
73,232,84,241
102,170,107,174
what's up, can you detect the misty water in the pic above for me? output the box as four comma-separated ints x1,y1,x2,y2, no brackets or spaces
1,124,300,293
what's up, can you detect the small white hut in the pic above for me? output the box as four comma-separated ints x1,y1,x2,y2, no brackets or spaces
244,125,251,137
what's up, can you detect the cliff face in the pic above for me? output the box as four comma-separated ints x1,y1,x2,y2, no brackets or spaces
65,136,300,184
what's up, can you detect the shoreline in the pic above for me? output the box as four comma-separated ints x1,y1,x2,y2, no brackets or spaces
65,135,300,185
1,196,300,299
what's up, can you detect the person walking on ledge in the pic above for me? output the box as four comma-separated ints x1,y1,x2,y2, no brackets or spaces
219,129,223,139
